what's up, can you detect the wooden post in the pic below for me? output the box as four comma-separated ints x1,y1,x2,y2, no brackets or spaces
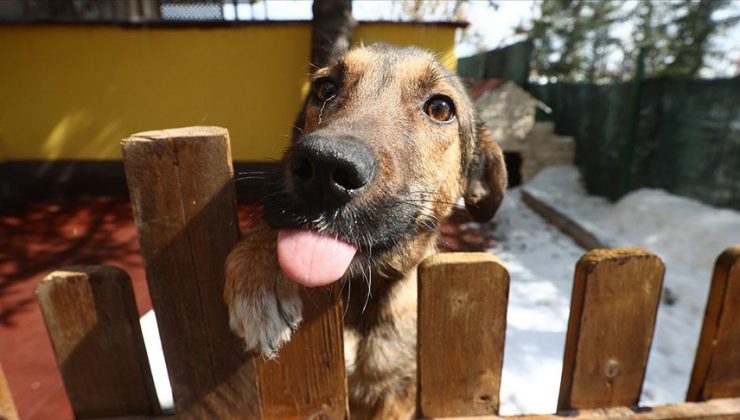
417,252,509,417
0,362,19,420
122,127,260,417
558,248,664,411
36,266,159,418
687,245,740,401
521,190,605,250
256,287,348,419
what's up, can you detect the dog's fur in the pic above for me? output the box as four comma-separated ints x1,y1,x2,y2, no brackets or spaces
225,44,506,419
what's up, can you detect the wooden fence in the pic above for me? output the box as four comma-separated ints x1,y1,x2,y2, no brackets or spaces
3,127,738,419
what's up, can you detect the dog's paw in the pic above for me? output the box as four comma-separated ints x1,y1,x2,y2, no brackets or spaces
229,285,303,358
224,225,304,358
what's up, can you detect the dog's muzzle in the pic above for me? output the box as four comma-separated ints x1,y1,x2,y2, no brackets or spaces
290,134,376,208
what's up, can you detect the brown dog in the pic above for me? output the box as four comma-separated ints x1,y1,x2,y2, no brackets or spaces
225,44,506,419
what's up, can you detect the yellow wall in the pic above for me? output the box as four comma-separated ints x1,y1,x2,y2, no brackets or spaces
353,23,457,71
0,23,457,161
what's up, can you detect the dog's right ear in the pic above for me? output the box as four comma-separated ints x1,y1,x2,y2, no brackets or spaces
464,122,507,223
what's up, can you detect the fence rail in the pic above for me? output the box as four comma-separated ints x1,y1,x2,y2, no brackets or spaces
22,127,740,419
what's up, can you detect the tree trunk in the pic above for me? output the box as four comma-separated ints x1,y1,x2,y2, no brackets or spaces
310,0,357,70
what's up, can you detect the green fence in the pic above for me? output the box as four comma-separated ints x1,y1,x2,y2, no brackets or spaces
458,40,532,86
530,79,740,209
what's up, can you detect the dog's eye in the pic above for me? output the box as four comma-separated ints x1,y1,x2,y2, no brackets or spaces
423,96,455,122
313,79,338,102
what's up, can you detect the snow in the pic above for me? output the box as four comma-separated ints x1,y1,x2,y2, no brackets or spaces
140,311,174,411
490,165,740,415
139,165,740,415
485,187,584,414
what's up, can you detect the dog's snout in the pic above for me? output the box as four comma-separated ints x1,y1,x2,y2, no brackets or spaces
291,135,375,205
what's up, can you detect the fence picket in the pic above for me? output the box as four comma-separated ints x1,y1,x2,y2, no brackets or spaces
417,252,509,417
122,127,261,417
36,266,159,417
687,245,740,401
255,287,348,419
558,248,664,411
0,362,19,420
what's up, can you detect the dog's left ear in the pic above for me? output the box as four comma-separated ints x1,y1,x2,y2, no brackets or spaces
464,122,507,222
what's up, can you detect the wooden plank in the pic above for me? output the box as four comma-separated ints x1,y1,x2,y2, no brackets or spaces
256,286,348,419
36,266,159,418
558,248,664,411
521,189,605,250
417,252,510,418
122,126,261,417
431,397,740,419
0,362,19,420
687,245,740,401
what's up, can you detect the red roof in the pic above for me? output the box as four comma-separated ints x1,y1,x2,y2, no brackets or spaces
467,78,507,100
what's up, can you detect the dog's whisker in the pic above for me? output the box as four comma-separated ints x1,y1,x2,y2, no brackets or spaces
403,199,461,207
362,254,373,314
233,176,267,181
231,170,268,174
225,171,268,176
342,276,352,319
430,73,462,83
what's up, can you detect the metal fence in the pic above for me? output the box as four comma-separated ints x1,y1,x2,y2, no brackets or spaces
0,0,250,23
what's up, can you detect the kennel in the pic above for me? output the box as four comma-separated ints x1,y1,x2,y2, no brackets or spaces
4,126,738,419
472,81,575,184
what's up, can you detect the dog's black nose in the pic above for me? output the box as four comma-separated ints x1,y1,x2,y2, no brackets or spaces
290,134,375,206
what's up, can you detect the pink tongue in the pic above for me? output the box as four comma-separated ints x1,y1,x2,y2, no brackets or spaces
277,229,358,287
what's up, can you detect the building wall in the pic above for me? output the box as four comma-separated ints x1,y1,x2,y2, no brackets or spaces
0,22,457,163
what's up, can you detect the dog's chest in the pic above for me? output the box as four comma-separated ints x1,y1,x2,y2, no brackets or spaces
341,276,418,403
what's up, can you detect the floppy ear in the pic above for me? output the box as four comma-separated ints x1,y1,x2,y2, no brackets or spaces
464,122,507,222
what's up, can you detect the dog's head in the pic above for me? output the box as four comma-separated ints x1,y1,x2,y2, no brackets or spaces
263,44,506,286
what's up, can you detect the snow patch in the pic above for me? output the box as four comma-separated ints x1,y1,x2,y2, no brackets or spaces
140,310,174,412
490,165,740,414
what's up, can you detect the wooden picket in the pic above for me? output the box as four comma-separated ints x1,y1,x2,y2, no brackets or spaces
16,127,740,419
418,252,509,418
255,285,348,419
0,363,19,420
37,266,159,418
687,245,740,401
122,127,262,418
558,248,664,411
122,127,346,419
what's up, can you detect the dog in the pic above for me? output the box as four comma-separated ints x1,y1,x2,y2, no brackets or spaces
224,44,506,419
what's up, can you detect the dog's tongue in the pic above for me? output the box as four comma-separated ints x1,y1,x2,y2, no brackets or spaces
277,229,357,287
